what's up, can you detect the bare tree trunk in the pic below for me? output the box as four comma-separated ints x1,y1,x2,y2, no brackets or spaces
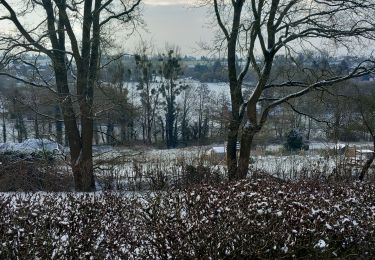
106,120,114,145
236,129,255,179
93,121,100,145
2,111,6,143
359,154,374,181
307,117,312,141
159,117,165,143
147,124,152,145
120,122,127,144
153,128,158,144
16,114,27,143
223,1,245,180
227,120,240,180
142,121,146,143
55,105,63,144
34,113,39,139
99,124,106,144
359,139,375,181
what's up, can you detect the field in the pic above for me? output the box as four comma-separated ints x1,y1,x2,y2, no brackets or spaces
92,142,375,191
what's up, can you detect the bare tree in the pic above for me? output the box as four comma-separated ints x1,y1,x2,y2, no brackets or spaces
0,96,6,143
179,84,193,145
159,49,185,148
194,83,210,143
135,45,160,145
206,0,375,180
352,86,375,181
0,0,141,191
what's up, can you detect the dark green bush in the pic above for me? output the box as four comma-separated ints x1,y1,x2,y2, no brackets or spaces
285,129,309,151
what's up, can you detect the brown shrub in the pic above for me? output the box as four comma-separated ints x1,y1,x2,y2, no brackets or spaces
0,152,73,191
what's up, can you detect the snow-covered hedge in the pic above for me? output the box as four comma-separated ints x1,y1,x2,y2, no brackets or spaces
0,177,374,258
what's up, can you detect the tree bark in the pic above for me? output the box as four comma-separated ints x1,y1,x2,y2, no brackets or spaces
55,105,63,145
2,111,6,143
34,113,39,139
359,139,375,181
227,120,240,180
224,1,245,179
359,154,374,181
236,127,255,179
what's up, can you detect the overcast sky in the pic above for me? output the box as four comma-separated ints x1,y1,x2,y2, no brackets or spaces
0,0,214,57
126,1,215,56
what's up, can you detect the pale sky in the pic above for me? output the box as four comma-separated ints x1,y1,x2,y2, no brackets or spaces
0,0,214,57
144,0,195,5
126,1,215,56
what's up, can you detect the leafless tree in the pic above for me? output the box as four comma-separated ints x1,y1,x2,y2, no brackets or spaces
134,44,160,145
351,86,375,180
0,0,141,191
203,0,375,180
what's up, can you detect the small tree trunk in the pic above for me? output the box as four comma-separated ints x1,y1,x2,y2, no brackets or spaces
64,128,69,146
120,122,127,144
34,113,39,139
359,154,374,181
55,105,63,144
237,128,255,179
153,129,158,144
99,124,105,144
2,112,6,143
359,139,375,181
147,124,152,145
106,121,114,145
71,150,95,192
142,122,145,143
77,113,95,191
93,121,100,145
227,120,240,180
159,117,165,142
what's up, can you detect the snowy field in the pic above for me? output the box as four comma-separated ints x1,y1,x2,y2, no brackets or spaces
1,139,373,191
1,139,372,173
83,143,373,190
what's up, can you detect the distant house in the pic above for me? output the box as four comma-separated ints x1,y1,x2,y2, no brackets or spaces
206,146,226,160
205,142,241,161
344,146,374,164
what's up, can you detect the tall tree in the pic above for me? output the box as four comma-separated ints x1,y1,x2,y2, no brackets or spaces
180,84,193,144
105,56,133,144
208,0,375,180
135,46,160,145
0,0,141,191
351,86,375,180
159,49,186,148
195,83,210,143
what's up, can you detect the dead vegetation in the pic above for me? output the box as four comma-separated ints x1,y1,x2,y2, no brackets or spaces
0,151,73,192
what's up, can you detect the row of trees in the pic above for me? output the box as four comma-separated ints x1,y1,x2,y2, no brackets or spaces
106,48,230,147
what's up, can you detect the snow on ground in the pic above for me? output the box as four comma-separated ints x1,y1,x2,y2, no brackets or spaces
250,155,336,178
0,138,64,153
264,141,373,152
92,142,364,187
